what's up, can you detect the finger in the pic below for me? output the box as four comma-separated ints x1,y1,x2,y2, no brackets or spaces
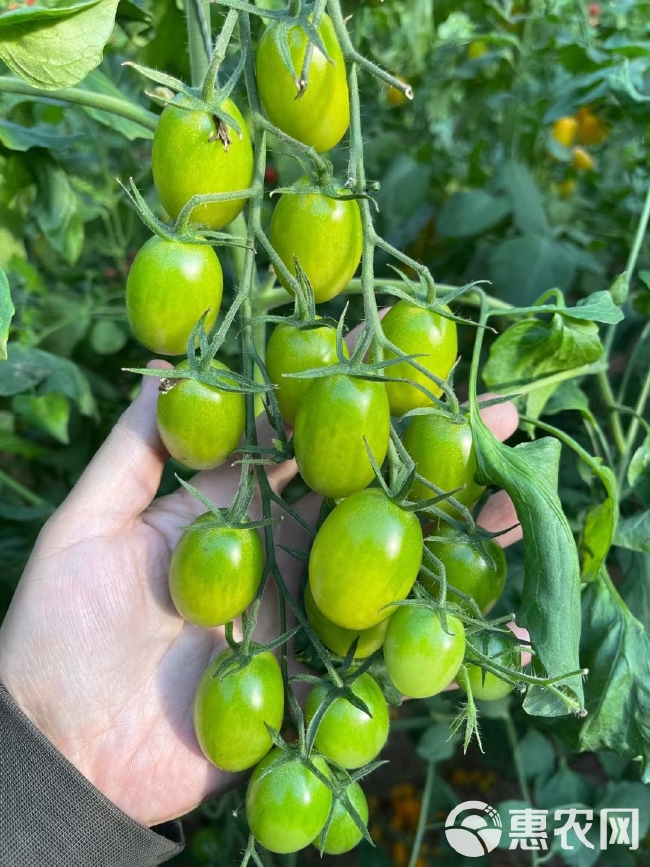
476,394,519,443
57,361,172,534
477,490,522,547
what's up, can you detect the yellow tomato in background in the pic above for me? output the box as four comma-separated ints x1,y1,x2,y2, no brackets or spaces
576,107,608,145
572,146,595,171
552,116,578,148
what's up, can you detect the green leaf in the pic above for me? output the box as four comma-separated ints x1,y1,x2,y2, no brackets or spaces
482,313,603,420
580,462,618,582
436,190,510,238
517,729,556,780
416,722,460,763
609,271,629,306
0,266,14,361
543,381,590,416
578,577,650,782
31,157,83,265
0,343,95,416
569,290,625,324
534,764,593,809
0,119,81,152
469,423,584,716
497,160,549,236
77,70,154,140
628,435,650,504
12,393,70,444
613,512,650,553
489,235,577,305
0,0,119,91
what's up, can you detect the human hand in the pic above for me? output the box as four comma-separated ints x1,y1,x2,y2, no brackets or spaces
0,337,522,829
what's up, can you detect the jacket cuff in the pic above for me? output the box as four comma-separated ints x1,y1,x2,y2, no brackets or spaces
0,684,184,866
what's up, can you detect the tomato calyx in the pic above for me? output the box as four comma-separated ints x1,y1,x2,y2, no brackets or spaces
258,1,334,91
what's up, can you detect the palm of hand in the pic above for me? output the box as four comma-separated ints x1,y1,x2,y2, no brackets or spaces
0,367,520,828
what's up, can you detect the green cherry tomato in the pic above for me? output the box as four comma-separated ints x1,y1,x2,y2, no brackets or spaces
294,374,390,498
156,359,245,470
246,748,332,854
309,488,423,630
152,96,254,230
384,607,466,698
305,672,389,769
126,236,223,356
269,180,362,303
265,321,348,426
376,301,457,416
402,414,485,515
462,632,520,701
314,782,368,855
422,525,506,615
169,512,263,626
304,583,387,659
256,14,349,153
193,649,283,771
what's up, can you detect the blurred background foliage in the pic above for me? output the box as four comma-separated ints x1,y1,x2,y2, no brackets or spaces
1,0,650,863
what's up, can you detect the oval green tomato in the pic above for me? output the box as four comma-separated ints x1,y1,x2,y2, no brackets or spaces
304,583,387,659
269,180,362,303
156,359,245,470
384,607,466,698
266,321,347,426
256,14,349,153
152,97,254,230
305,672,389,769
422,525,506,615
294,374,390,498
169,512,263,626
377,301,457,416
463,631,520,701
246,749,332,854
314,782,368,855
126,236,223,356
309,488,423,630
194,649,283,771
402,413,485,515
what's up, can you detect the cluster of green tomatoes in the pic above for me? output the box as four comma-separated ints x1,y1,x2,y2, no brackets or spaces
124,13,520,858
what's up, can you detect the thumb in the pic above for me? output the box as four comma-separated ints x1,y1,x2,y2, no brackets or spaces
56,361,172,536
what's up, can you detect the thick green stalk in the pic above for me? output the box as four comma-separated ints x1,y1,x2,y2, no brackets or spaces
0,77,157,132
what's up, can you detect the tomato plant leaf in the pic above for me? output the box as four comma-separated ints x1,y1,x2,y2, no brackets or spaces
483,313,603,420
497,160,550,236
628,435,650,505
75,71,154,140
436,190,510,238
580,462,618,582
0,0,119,91
613,511,650,553
0,266,14,361
489,235,578,305
568,290,625,324
0,120,81,152
470,425,584,715
31,157,84,266
578,576,650,782
12,394,71,444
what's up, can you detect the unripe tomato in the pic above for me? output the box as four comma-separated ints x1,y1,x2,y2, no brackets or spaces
309,488,423,630
422,525,506,615
193,649,283,771
462,632,520,701
246,749,332,853
305,672,389,769
169,512,263,626
402,414,484,516
256,14,350,153
467,40,488,60
294,374,389,498
152,96,254,229
304,583,387,658
576,107,608,145
376,301,457,416
551,116,578,148
269,181,362,303
572,146,595,171
384,607,466,698
314,782,368,854
156,359,245,470
126,236,222,356
265,321,348,425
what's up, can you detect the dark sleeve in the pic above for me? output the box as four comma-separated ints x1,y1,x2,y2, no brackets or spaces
0,684,184,866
